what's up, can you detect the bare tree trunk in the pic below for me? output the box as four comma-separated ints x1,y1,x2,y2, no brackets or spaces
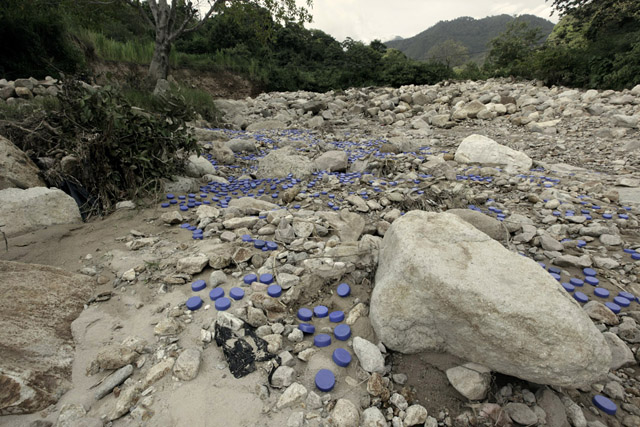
147,1,173,81
149,38,171,81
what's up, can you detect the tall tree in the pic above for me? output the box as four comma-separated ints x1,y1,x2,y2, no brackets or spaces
135,0,312,82
427,39,469,68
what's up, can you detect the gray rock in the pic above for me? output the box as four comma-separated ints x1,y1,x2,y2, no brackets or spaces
536,389,569,427
0,261,92,415
176,254,209,274
553,255,592,269
540,234,564,251
618,317,640,343
154,318,183,336
186,155,216,178
228,197,279,214
353,337,385,373
272,366,295,388
276,382,307,409
0,135,45,190
604,381,626,401
446,363,491,401
246,119,287,131
361,407,387,427
257,147,313,179
454,134,532,172
600,234,622,246
173,349,201,381
331,399,360,427
603,332,635,370
226,138,257,153
560,396,587,427
0,187,82,237
161,211,183,225
505,402,538,426
584,302,619,326
404,404,428,426
370,211,611,387
314,150,348,172
447,208,506,242
94,364,134,400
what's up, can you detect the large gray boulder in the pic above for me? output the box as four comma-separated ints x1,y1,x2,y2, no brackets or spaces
454,134,532,172
370,211,610,387
185,155,216,178
257,147,313,179
0,261,92,414
0,187,82,237
0,135,46,190
314,150,348,172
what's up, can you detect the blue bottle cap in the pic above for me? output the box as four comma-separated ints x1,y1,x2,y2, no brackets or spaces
574,292,589,303
603,213,613,219
267,284,282,298
570,278,584,287
633,253,640,261
266,241,278,250
260,274,274,284
561,283,575,293
329,311,345,323
583,268,597,277
593,395,617,415
605,302,621,314
180,205,188,211
299,323,316,334
619,291,635,300
298,308,313,321
180,223,191,229
550,273,562,281
186,296,203,311
243,273,257,285
314,305,329,318
161,202,170,208
624,248,636,254
167,194,175,199
337,283,351,297
585,276,599,286
230,287,245,300
188,226,197,231
334,324,351,341
215,297,231,311
548,266,562,275
254,239,266,249
315,369,335,392
613,296,630,307
241,234,253,242
191,279,206,292
332,348,352,367
314,334,331,347
209,287,225,301
594,288,610,298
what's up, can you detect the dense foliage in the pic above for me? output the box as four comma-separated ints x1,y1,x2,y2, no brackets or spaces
0,81,199,214
485,0,640,90
386,15,555,63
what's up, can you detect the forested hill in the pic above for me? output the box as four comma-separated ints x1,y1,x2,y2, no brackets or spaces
386,14,555,62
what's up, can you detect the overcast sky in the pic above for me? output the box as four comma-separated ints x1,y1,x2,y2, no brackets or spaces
301,0,557,43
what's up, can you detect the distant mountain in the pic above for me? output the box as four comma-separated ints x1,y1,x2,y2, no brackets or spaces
385,15,555,63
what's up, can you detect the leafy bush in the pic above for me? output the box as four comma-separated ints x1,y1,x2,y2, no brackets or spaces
1,80,199,215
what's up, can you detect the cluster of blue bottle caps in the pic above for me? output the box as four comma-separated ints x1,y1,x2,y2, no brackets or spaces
541,264,638,313
184,272,283,312
296,283,352,392
241,234,279,251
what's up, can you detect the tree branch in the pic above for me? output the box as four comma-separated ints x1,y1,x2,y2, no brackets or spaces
169,1,217,41
134,0,155,28
147,0,159,24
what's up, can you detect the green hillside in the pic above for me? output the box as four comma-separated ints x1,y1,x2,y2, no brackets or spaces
386,14,556,63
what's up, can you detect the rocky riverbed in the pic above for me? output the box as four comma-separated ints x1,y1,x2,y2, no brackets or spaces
1,77,640,427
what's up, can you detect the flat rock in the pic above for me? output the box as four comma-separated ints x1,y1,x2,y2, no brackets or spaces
0,135,45,190
0,261,92,415
353,337,385,373
446,363,491,401
454,134,532,172
257,147,313,179
370,211,611,387
603,332,635,370
0,187,82,237
447,208,506,242
505,402,538,426
176,254,208,274
331,398,360,427
173,348,201,381
185,155,216,178
314,150,348,172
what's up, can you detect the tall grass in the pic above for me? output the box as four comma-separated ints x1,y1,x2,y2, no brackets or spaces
76,28,268,82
